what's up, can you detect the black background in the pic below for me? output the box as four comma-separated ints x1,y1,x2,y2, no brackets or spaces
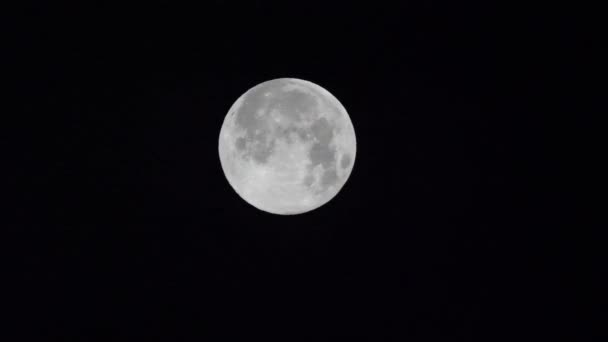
6,1,595,341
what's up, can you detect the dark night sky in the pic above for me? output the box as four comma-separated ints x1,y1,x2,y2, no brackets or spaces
5,1,595,341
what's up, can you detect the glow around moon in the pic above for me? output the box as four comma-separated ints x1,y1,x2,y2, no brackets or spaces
218,78,356,215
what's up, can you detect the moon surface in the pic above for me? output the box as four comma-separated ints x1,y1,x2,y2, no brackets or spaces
218,78,356,215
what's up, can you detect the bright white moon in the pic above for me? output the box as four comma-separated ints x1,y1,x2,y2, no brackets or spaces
218,78,356,215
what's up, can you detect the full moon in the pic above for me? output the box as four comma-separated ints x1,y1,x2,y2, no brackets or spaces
218,78,356,215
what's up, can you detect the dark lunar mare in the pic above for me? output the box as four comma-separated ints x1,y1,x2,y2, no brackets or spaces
306,116,340,189
308,117,336,169
340,153,352,170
